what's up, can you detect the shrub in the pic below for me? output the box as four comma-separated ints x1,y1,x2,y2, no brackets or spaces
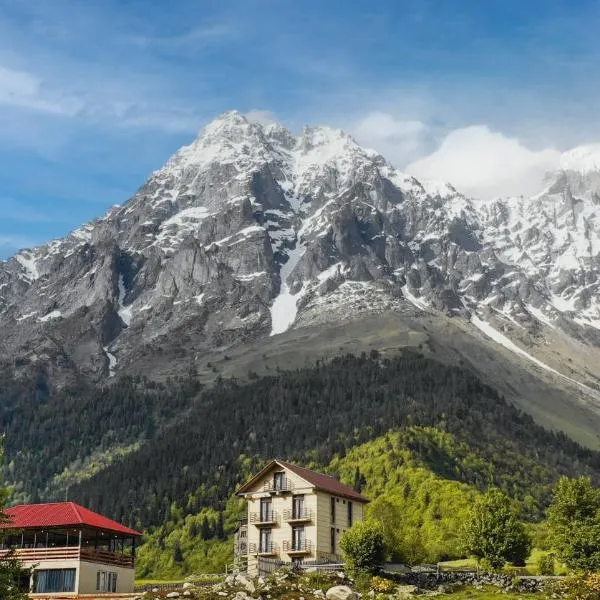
371,575,395,593
340,520,385,576
550,573,600,600
537,553,556,576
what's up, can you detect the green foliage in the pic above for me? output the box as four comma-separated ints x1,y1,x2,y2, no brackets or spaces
135,496,245,579
4,353,600,576
550,573,600,600
340,520,385,576
537,552,556,576
332,428,480,564
547,476,600,571
0,444,31,600
461,489,532,570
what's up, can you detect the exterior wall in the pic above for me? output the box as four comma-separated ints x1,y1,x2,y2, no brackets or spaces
18,557,135,594
315,493,364,561
78,560,135,594
244,465,318,575
242,464,367,574
20,558,79,595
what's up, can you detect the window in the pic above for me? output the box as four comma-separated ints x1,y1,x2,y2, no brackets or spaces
260,498,272,521
35,569,76,593
292,526,305,551
292,495,305,519
274,472,285,490
330,497,336,523
96,571,118,593
348,501,353,527
259,529,272,553
330,527,336,554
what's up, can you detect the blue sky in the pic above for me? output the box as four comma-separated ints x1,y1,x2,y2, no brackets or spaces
1,0,600,257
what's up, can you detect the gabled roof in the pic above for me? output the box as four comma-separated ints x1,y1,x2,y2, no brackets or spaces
0,502,142,537
237,459,369,503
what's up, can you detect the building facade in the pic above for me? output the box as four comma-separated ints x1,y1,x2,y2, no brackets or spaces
237,460,368,575
0,502,142,595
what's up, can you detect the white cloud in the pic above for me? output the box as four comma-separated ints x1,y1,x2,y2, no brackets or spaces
245,109,278,127
350,111,428,165
126,23,236,49
0,64,83,115
407,125,561,200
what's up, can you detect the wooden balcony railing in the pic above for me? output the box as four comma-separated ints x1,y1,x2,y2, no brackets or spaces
283,508,313,523
250,511,278,525
0,546,134,568
282,540,313,555
248,542,278,556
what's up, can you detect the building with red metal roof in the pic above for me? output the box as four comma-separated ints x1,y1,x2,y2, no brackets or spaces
0,501,141,595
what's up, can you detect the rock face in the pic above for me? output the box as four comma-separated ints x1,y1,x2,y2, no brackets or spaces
0,111,599,398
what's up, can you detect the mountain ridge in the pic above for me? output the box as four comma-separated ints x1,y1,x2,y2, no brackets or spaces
1,110,600,444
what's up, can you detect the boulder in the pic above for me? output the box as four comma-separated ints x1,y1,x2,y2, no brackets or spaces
235,572,256,593
166,593,180,599
326,585,359,600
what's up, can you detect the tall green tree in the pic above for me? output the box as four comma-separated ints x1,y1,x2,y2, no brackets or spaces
461,488,531,570
0,444,31,599
547,476,600,571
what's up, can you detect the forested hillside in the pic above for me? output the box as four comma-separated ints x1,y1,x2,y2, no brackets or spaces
3,352,600,576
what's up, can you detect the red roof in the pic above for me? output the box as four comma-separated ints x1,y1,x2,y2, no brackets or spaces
0,502,141,537
237,459,369,503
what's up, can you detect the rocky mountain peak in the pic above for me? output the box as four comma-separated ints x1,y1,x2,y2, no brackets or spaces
0,112,599,400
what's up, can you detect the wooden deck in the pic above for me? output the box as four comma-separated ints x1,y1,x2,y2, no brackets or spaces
0,546,134,568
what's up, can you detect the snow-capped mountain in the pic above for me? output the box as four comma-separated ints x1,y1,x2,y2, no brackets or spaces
1,111,599,414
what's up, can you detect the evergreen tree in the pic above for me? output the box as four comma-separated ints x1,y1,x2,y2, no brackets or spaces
172,540,183,563
215,513,225,540
201,517,211,540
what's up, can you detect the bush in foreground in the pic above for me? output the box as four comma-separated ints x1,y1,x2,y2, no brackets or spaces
340,520,385,576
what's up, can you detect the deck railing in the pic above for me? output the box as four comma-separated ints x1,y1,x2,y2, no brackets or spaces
283,508,313,522
248,542,278,556
282,540,313,554
0,546,134,568
249,511,278,524
263,478,292,493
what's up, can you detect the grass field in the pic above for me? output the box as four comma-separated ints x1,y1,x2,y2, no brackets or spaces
439,548,568,577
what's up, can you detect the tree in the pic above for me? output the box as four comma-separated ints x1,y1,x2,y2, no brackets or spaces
340,520,385,576
547,476,600,571
461,488,531,570
0,444,31,600
200,516,212,540
172,539,184,563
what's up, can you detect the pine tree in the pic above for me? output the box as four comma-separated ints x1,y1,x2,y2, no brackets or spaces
215,513,225,540
201,517,211,540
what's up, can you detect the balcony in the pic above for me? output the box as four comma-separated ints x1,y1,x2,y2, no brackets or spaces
263,478,292,494
283,508,313,523
250,511,279,525
282,540,313,556
0,546,134,568
249,542,278,556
